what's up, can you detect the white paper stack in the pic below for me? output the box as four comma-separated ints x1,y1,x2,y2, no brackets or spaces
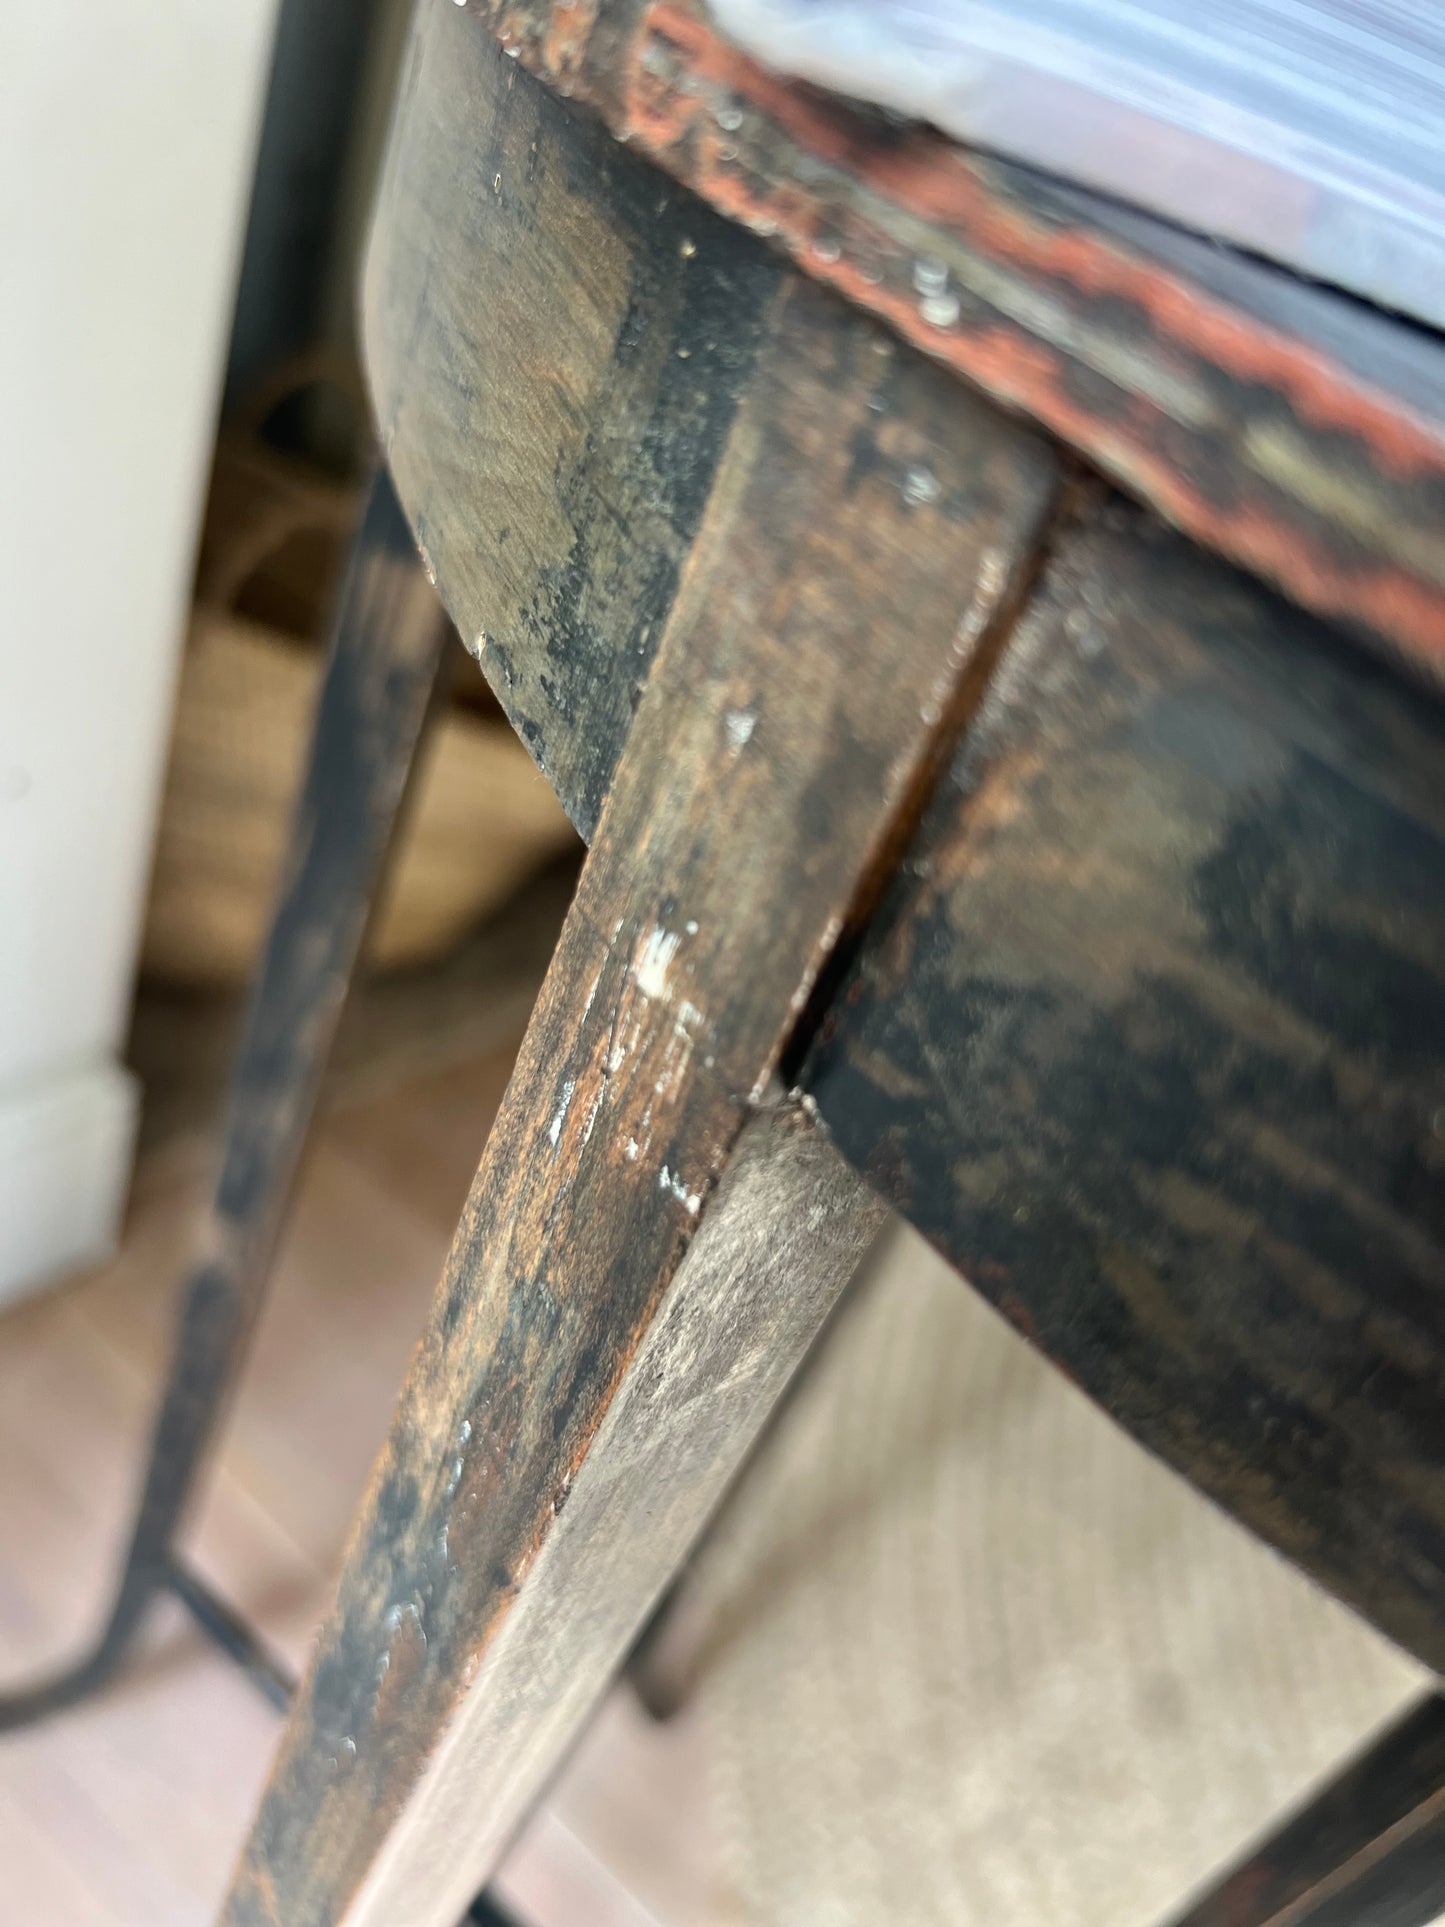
707,0,1445,329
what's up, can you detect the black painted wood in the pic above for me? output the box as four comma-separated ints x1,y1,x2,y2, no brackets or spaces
397,0,1445,680
222,275,1058,1927
0,471,446,1729
365,16,782,840
338,20,1445,1919
805,505,1445,1671
366,4,1445,1681
1167,1693,1445,1927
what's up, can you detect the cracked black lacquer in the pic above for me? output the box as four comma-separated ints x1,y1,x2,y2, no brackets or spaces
805,505,1445,1671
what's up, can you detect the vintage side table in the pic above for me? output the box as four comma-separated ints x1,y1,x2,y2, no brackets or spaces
4,2,1444,1923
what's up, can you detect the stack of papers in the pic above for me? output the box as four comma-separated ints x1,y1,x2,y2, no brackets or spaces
707,0,1445,329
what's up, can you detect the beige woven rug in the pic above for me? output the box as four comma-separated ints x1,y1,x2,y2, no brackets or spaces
668,1220,1434,1927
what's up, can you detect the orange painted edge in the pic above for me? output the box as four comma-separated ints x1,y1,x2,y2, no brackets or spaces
472,0,1445,679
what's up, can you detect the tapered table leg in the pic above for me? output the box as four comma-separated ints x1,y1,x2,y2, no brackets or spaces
1165,1694,1445,1927
0,470,446,1728
219,280,1060,1927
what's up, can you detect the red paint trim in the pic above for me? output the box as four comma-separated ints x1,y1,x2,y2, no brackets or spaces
640,4,1442,476
472,0,1445,678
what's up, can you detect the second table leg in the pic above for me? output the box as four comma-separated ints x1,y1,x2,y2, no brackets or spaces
0,470,447,1729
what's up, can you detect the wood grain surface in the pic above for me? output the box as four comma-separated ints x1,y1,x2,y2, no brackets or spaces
222,276,1059,1925
434,0,1445,679
805,505,1445,1671
364,4,1445,1680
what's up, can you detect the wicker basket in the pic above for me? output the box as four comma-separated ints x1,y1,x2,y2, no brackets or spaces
142,374,576,985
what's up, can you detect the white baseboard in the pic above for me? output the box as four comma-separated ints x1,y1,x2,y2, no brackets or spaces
0,1060,139,1309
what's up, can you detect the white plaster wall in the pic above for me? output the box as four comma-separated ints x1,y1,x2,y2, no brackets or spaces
0,0,281,1301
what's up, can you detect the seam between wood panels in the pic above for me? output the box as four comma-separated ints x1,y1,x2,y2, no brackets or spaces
778,458,1095,1088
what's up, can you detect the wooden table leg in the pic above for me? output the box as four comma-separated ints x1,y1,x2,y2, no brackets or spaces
1165,1693,1445,1927
0,470,446,1728
219,278,1059,1926
375,1098,883,1925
